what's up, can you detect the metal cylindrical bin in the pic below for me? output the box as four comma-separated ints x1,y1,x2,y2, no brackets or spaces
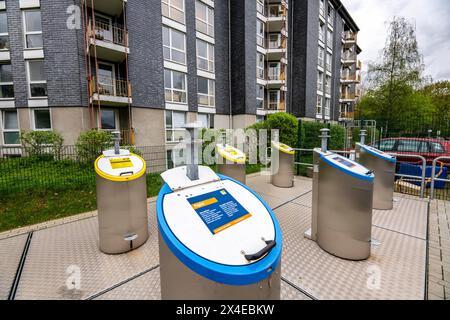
216,144,246,184
356,143,396,210
271,141,295,188
157,167,282,300
314,149,374,260
94,149,149,254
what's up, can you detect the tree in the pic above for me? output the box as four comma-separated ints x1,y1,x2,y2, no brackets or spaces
365,17,425,134
420,81,450,137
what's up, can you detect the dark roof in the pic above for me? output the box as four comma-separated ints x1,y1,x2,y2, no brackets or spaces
331,0,360,32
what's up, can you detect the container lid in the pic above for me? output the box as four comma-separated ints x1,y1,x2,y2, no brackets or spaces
95,151,146,182
157,172,282,285
316,148,374,182
357,143,397,163
271,141,295,155
216,144,246,164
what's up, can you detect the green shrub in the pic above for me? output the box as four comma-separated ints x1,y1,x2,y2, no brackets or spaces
20,130,64,159
248,113,298,148
76,130,113,163
301,122,345,150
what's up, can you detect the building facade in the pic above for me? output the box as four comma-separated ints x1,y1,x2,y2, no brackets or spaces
0,0,361,156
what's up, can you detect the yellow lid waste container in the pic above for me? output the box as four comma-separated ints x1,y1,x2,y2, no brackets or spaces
216,144,247,184
271,141,295,188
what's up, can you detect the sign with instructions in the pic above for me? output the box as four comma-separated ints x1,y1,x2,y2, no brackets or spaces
188,189,252,235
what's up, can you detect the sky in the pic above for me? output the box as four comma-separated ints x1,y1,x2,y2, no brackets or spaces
341,0,450,81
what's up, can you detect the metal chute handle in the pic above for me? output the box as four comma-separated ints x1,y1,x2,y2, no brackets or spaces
244,240,276,262
120,171,134,176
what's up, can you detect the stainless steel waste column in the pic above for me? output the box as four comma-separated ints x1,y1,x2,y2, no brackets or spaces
305,130,374,260
157,166,282,300
216,144,247,184
271,141,295,188
94,132,148,254
356,143,396,210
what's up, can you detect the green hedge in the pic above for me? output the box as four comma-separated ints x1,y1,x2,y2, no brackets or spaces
248,113,298,148
300,122,345,150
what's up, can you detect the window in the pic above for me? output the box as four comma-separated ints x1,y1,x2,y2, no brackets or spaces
197,77,215,107
167,149,186,169
198,113,214,129
325,75,331,94
319,0,325,17
0,11,9,50
268,4,282,17
27,60,47,98
257,53,265,79
162,0,185,24
268,33,281,49
318,21,325,43
34,109,51,130
268,90,280,110
195,1,214,37
326,52,332,71
327,29,333,49
324,98,331,117
196,39,214,72
101,109,116,130
397,140,421,153
2,110,19,145
163,26,186,65
317,70,323,91
318,46,324,66
378,139,396,152
256,0,264,15
0,63,14,99
328,3,335,25
268,62,280,80
256,84,264,109
316,95,323,115
256,19,265,47
165,110,187,142
23,10,43,49
164,69,187,103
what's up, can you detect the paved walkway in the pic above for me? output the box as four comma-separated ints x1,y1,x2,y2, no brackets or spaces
0,174,441,300
428,199,450,300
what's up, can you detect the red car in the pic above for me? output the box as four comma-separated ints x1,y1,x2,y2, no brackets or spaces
372,138,450,165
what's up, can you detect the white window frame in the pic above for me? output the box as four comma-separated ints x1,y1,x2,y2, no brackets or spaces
22,9,43,49
327,28,333,49
164,69,187,104
256,0,264,15
0,10,9,51
26,59,47,99
268,90,280,110
326,52,332,72
256,19,265,48
328,2,335,26
268,62,280,80
256,84,264,109
318,21,325,43
197,77,215,108
316,95,323,116
32,108,52,131
318,46,324,66
195,1,214,37
165,110,187,143
325,75,331,94
257,53,265,79
0,63,14,100
317,70,323,92
197,113,213,129
163,26,186,65
325,98,331,117
162,0,186,25
100,109,119,130
196,39,214,72
1,110,20,146
319,0,325,17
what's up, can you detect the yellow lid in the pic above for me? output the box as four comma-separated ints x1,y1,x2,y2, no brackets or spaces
216,145,246,164
272,141,295,155
94,153,147,182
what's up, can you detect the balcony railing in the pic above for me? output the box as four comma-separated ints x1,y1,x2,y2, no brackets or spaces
90,76,131,98
341,93,356,100
89,20,128,47
342,31,357,42
341,74,361,82
341,52,357,61
339,112,355,120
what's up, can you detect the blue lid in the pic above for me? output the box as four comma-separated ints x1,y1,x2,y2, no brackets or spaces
358,143,397,163
319,152,375,182
156,174,282,286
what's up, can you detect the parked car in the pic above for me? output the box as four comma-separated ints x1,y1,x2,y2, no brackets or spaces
371,138,450,165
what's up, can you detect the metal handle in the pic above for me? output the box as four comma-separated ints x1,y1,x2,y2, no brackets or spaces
245,240,276,262
120,171,134,176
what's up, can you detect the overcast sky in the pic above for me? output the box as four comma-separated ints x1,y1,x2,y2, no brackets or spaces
341,0,450,81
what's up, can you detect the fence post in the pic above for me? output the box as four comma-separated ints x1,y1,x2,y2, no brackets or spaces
420,157,426,199
360,129,367,145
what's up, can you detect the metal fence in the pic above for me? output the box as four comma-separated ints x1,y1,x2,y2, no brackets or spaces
0,145,168,195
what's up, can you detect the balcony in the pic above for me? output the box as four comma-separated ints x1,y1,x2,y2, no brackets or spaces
267,73,286,89
266,37,287,60
87,0,125,17
340,73,361,83
266,4,287,32
340,92,357,102
341,52,357,65
87,20,129,62
342,31,357,46
357,60,362,70
90,76,132,106
339,112,355,121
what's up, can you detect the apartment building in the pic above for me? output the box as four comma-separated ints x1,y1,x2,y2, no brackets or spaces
0,0,361,157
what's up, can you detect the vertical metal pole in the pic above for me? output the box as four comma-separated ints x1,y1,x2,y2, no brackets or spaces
112,131,121,155
184,123,202,181
430,158,437,200
420,157,426,199
319,128,330,152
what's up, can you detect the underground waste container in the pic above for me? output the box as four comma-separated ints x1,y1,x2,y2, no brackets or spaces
94,148,149,254
306,148,374,260
271,141,295,188
216,144,247,184
157,166,282,300
356,143,396,210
